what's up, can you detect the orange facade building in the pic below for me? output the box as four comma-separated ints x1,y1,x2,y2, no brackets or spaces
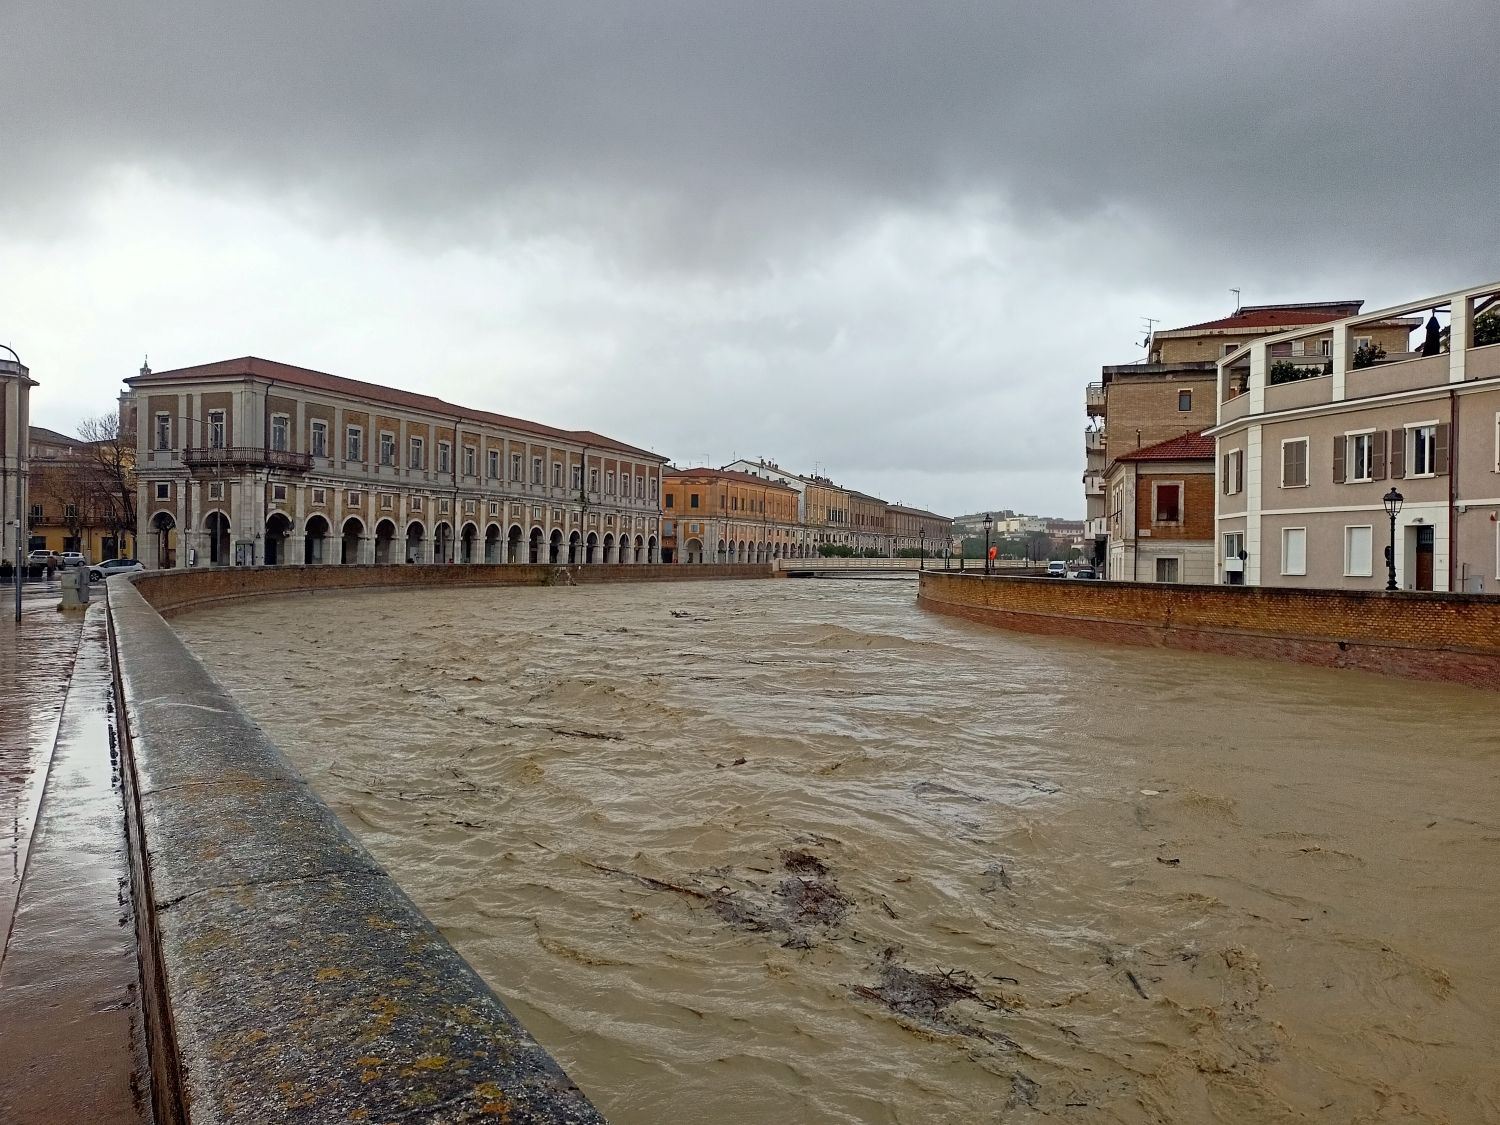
661,468,804,563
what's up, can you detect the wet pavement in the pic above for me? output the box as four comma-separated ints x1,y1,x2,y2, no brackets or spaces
0,579,84,948
0,585,153,1123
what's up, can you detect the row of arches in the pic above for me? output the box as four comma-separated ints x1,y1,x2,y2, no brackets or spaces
163,511,663,567
675,538,809,564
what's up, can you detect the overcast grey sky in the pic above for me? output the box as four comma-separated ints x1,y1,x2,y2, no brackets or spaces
4,1,1495,517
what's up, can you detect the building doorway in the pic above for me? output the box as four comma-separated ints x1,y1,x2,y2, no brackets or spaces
152,512,176,568
205,512,231,565
265,513,293,565
304,515,330,564
1414,525,1435,591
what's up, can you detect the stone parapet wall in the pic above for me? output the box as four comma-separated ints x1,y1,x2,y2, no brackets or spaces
106,577,607,1122
134,561,774,616
918,572,1500,689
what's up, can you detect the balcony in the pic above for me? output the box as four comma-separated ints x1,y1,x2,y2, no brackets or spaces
1083,473,1104,497
1085,428,1106,452
183,446,313,472
1085,382,1106,417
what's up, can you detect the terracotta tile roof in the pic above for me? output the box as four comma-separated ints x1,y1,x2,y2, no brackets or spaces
29,425,85,447
1163,308,1352,334
1113,430,1216,462
127,356,664,460
666,467,798,490
885,503,951,520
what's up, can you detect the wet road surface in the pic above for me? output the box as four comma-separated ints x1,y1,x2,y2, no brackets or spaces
178,579,1500,1124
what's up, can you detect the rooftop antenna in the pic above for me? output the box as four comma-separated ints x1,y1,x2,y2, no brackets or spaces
1230,288,1242,313
1138,317,1158,355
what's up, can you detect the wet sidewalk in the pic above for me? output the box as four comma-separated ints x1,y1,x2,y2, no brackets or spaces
0,587,153,1123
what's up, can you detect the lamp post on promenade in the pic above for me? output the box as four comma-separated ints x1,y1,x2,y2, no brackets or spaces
1383,487,1404,592
982,512,993,574
918,528,925,570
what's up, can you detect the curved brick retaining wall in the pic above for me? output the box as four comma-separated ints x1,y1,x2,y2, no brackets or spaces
918,572,1500,690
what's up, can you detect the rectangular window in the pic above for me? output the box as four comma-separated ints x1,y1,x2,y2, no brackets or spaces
1354,335,1372,350
1320,338,1332,357
346,490,362,507
606,471,616,494
437,441,451,472
464,445,476,477
311,420,328,458
589,467,600,492
208,409,226,449
272,483,287,502
510,452,522,481
154,482,170,501
532,457,543,484
665,494,675,508
1177,389,1192,412
1155,557,1180,583
1281,527,1307,575
29,503,42,520
690,493,700,509
572,464,583,490
311,488,327,505
410,496,423,513
1281,438,1309,488
552,461,562,487
1410,424,1437,476
1290,339,1305,357
1346,433,1373,482
650,478,659,502
465,499,477,514
155,413,171,450
1152,482,1182,524
410,436,425,469
346,426,363,461
1344,525,1373,577
380,432,396,465
1223,531,1244,560
380,493,394,511
1223,449,1243,495
207,482,224,501
636,474,645,499
271,415,290,452
487,449,499,478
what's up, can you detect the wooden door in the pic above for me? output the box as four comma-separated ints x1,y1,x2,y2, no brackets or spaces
1415,526,1435,591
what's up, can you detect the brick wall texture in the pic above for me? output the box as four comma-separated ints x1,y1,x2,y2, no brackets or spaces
133,563,774,617
918,572,1500,690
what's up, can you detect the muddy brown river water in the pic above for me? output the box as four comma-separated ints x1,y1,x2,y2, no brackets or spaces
175,578,1500,1124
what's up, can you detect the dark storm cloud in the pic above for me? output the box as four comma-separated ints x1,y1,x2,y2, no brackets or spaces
8,1,1496,277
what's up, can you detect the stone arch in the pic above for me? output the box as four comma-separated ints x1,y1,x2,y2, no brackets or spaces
374,518,397,565
265,512,293,565
460,521,479,564
585,531,599,564
434,521,453,564
568,530,582,565
484,523,502,564
603,532,616,565
341,516,364,565
305,514,331,565
152,510,177,568
507,524,524,564
632,535,644,565
549,528,563,564
405,520,426,564
716,538,726,564
647,534,658,564
203,510,231,566
528,526,543,564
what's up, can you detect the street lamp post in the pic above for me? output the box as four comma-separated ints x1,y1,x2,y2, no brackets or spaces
918,528,925,570
1383,487,1404,591
982,512,994,574
3,344,24,623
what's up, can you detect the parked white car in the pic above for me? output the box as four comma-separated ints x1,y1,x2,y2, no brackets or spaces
59,552,88,568
89,558,145,582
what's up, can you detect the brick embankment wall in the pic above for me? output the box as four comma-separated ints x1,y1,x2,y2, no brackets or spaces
106,578,607,1123
917,572,1500,690
134,561,774,616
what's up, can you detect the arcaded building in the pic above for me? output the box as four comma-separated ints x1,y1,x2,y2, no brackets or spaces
1212,281,1500,591
124,357,667,570
1,354,34,566
660,467,802,563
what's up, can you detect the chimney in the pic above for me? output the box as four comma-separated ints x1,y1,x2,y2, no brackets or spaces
140,354,152,377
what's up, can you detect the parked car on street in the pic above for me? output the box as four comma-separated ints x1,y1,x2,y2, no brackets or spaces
59,552,88,568
1046,561,1069,578
1070,566,1098,580
89,558,145,582
27,549,54,565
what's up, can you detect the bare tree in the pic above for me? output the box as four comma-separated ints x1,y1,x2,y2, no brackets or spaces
78,412,137,556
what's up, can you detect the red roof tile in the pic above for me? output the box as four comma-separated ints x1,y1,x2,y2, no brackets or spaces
127,356,663,460
666,467,798,490
1163,309,1349,334
1113,430,1216,462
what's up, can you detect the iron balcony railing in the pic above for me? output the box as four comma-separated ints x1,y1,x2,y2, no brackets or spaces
182,446,314,471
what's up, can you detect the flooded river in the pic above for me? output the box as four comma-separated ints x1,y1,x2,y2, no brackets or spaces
175,578,1500,1123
